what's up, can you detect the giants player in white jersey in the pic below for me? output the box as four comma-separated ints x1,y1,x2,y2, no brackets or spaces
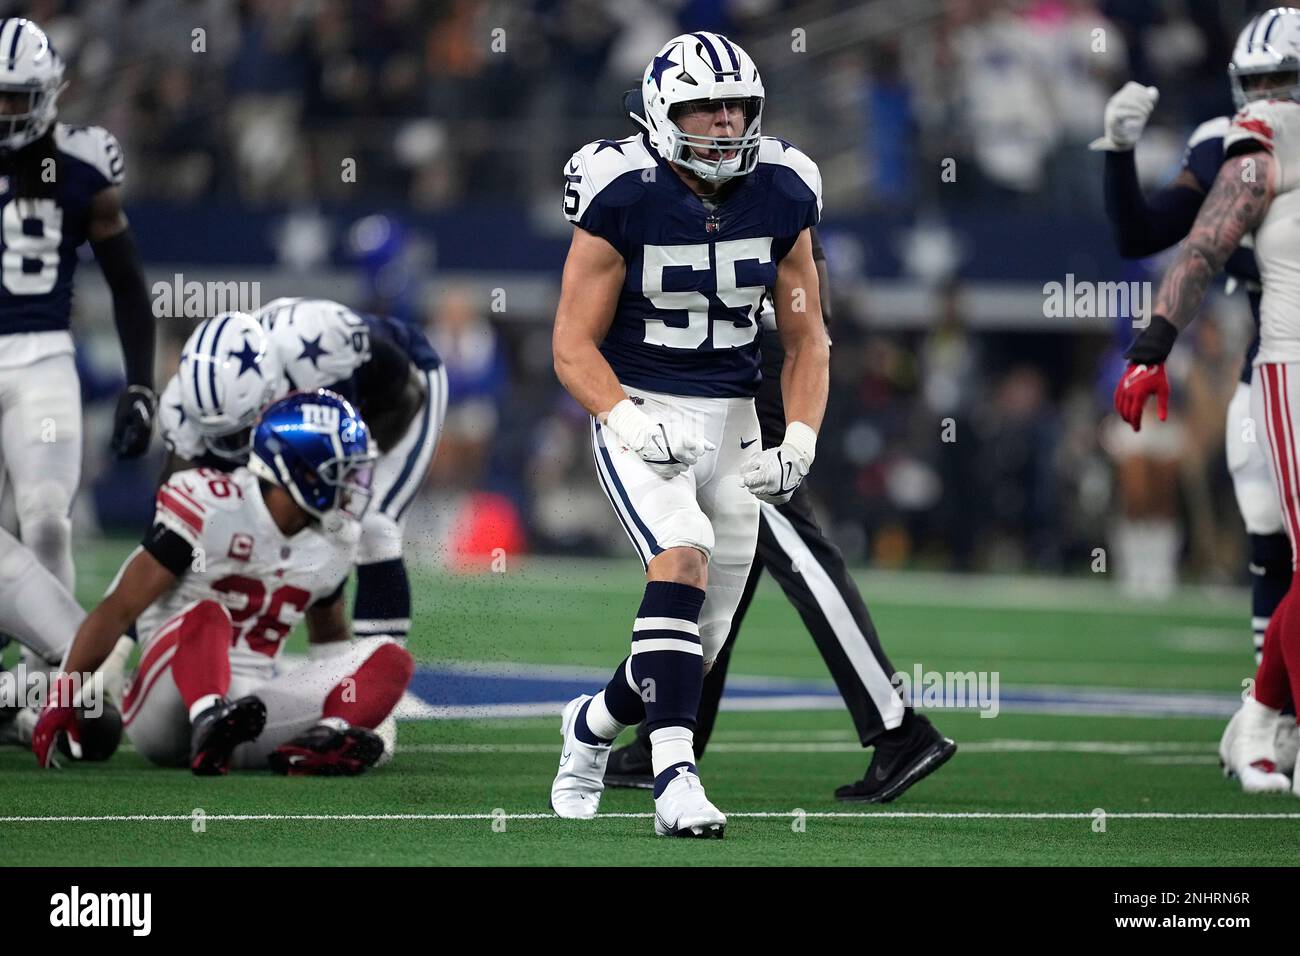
32,390,415,775
1114,7,1300,795
160,298,446,649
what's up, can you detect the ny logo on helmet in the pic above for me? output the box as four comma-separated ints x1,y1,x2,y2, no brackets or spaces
301,403,340,432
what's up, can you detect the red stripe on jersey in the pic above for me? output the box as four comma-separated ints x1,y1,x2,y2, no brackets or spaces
169,484,208,514
1237,117,1275,142
157,488,203,536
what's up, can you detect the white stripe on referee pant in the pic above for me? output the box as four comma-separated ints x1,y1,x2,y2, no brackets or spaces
760,501,906,727
630,637,704,656
632,616,700,636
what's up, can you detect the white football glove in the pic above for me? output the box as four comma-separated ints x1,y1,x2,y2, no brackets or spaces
603,398,715,479
1089,82,1160,152
740,422,816,505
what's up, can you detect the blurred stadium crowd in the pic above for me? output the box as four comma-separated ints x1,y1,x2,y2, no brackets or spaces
16,0,1278,587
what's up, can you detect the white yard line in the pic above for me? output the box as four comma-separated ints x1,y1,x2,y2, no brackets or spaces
3,811,1297,823
395,739,1213,755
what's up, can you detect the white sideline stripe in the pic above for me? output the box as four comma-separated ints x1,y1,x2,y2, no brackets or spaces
761,502,906,725
388,739,1214,755
5,811,1299,823
630,637,703,656
633,617,700,636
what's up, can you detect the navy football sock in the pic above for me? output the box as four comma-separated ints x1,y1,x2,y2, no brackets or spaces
1251,533,1291,666
630,581,706,734
353,559,411,642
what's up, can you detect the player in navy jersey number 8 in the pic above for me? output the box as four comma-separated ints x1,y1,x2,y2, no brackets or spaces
0,18,155,739
549,31,830,837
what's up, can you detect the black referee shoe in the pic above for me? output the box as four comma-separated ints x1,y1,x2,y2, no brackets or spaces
604,733,654,789
835,712,956,803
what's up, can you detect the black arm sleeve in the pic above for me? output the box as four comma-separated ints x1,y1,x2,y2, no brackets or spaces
91,228,155,389
1103,150,1206,259
141,523,194,578
354,336,413,410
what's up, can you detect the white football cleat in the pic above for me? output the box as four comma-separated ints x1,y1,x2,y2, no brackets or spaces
1276,715,1299,776
1229,697,1291,793
550,695,610,820
373,714,397,768
654,767,726,838
1218,706,1242,778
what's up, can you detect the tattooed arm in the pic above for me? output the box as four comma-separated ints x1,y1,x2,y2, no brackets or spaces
1152,151,1274,332
1114,149,1275,431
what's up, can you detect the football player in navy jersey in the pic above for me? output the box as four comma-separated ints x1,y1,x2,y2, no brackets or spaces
548,32,829,837
0,18,154,743
1094,9,1298,782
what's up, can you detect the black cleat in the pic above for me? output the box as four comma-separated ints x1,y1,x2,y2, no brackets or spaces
604,734,654,789
190,696,266,776
835,712,956,803
268,723,385,776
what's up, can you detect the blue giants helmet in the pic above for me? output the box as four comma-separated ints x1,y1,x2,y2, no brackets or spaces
248,390,377,521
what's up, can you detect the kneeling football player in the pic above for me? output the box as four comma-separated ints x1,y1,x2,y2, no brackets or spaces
32,390,415,775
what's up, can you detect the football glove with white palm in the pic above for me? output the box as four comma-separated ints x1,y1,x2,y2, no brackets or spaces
741,422,816,505
1089,82,1160,152
603,399,715,479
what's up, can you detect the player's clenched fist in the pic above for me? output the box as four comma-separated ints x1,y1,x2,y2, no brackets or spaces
741,422,816,505
602,398,715,478
1089,81,1160,152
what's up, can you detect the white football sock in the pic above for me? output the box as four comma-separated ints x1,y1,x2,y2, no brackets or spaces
583,691,625,742
650,725,695,779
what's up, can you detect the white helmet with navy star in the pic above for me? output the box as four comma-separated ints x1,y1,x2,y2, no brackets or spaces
0,18,66,152
178,312,282,461
254,297,372,392
636,31,764,183
1231,7,1300,108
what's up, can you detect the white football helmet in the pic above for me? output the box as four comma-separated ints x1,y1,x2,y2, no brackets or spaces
254,297,371,391
178,312,281,461
0,18,65,153
1230,8,1300,108
636,32,764,183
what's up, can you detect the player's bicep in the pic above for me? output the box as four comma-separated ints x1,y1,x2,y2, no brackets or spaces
773,228,824,349
554,227,625,350
1190,153,1275,259
87,186,128,243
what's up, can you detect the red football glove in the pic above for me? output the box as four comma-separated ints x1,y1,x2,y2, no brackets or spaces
1114,362,1169,432
32,674,81,768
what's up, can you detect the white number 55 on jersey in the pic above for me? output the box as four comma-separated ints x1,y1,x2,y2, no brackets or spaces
642,237,772,350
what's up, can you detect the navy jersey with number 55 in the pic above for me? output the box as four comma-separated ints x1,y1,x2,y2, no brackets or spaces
563,131,821,397
0,123,123,336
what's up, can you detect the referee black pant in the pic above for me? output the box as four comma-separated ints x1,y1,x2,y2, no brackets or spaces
632,336,910,755
688,481,909,756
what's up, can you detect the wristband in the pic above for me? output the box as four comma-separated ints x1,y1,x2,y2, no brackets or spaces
1124,315,1178,365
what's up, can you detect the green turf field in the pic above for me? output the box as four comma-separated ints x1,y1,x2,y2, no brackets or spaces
3,540,1293,866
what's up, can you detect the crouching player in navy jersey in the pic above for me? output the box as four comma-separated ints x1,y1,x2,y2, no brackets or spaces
549,32,829,837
